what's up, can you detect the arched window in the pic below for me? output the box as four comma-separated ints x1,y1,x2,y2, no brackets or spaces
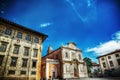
65,52,68,58
79,54,81,60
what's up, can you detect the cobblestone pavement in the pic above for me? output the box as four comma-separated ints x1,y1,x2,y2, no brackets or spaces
65,78,120,80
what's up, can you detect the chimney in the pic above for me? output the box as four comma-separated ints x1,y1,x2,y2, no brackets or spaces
47,46,53,54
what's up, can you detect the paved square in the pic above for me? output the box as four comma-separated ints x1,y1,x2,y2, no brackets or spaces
66,78,120,80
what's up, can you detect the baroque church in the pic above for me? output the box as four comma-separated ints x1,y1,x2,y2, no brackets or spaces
41,42,88,79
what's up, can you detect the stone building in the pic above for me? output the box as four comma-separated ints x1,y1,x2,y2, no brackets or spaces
97,49,120,74
0,18,47,80
41,42,88,79
90,62,100,77
91,62,100,73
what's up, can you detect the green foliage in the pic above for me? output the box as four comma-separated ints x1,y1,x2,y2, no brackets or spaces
93,69,99,77
83,57,92,74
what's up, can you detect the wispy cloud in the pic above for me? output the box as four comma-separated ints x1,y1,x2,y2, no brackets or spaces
66,0,87,22
66,0,97,22
112,31,120,41
40,22,52,28
85,31,120,55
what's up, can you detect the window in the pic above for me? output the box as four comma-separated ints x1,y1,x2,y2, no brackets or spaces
115,54,119,57
33,49,38,57
65,52,68,58
109,61,114,67
32,60,37,68
108,56,111,59
10,57,18,67
34,37,39,43
26,35,31,41
22,58,28,67
24,47,29,56
102,62,106,68
31,71,36,75
13,45,20,54
5,29,12,35
79,54,81,60
21,71,26,75
8,70,15,75
0,55,4,66
16,32,22,39
101,58,104,61
117,59,120,66
0,42,8,52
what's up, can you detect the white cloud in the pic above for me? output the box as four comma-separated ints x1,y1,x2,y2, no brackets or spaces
85,31,120,55
112,31,120,41
40,22,52,28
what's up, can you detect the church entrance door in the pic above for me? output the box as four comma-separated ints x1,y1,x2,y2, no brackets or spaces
74,67,79,77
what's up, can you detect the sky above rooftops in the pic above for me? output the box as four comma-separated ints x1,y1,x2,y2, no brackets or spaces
0,0,120,63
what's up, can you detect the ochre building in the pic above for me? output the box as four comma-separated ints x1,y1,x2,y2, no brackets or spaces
0,18,47,80
41,42,88,79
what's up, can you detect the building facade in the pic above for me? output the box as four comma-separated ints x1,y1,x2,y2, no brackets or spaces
90,62,100,77
41,42,88,79
97,50,120,74
91,62,100,73
0,18,47,80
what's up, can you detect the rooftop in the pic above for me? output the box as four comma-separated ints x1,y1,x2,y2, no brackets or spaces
97,49,120,58
0,17,48,42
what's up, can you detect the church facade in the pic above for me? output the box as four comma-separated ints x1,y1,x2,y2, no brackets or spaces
41,42,88,79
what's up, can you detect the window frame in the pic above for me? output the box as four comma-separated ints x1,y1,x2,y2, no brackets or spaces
108,56,111,59
24,47,29,56
13,45,20,54
117,59,120,66
34,37,39,43
65,52,68,58
31,71,36,75
109,61,114,67
32,60,37,68
5,28,12,35
0,42,8,52
10,57,18,67
79,54,81,60
20,71,26,75
16,32,22,39
22,58,28,67
33,49,38,57
26,35,31,41
115,54,119,57
101,58,104,61
8,70,15,75
102,62,106,68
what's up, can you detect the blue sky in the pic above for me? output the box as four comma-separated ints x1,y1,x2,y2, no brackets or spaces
0,0,120,62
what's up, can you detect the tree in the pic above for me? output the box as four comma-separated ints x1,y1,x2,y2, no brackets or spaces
83,57,92,76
